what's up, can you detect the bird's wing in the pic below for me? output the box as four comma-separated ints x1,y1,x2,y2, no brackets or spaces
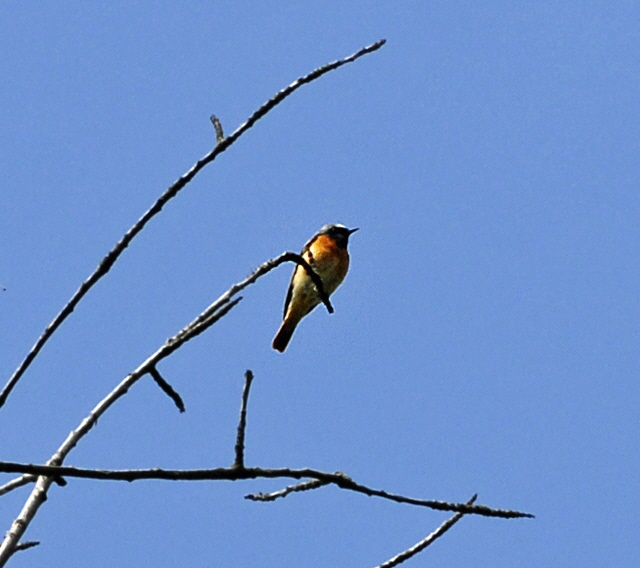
282,236,317,317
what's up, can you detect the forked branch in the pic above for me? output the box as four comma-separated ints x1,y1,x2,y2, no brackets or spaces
0,252,336,564
0,460,533,520
0,362,532,567
375,495,478,568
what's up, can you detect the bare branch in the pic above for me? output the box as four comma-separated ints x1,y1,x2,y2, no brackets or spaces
233,370,254,468
226,40,386,147
0,247,332,561
169,253,331,355
246,478,330,502
155,252,331,367
149,367,185,413
0,475,35,497
375,495,478,568
191,252,334,333
169,297,243,357
0,462,533,520
0,247,333,562
0,473,67,498
0,295,245,564
0,38,385,409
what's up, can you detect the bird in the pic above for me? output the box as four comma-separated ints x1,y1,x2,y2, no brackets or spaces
272,223,358,352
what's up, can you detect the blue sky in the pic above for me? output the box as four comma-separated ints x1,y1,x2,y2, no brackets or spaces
1,3,638,566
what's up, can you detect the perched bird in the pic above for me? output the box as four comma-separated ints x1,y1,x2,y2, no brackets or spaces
272,224,358,352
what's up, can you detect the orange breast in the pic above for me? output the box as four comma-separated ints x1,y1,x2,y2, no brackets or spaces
306,234,350,294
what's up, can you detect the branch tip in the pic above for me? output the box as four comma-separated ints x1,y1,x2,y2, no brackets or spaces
246,478,330,502
149,367,186,413
210,115,225,144
233,370,255,468
13,541,40,554
375,493,478,568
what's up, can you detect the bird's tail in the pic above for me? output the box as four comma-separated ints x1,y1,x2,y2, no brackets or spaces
272,317,299,353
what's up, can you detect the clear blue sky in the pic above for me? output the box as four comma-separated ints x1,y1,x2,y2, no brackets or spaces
1,3,638,566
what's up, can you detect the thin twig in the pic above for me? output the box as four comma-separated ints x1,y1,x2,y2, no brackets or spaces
9,541,39,556
246,478,330,501
233,370,254,468
0,475,35,497
149,367,185,413
0,38,385,409
0,541,39,566
172,253,331,350
210,115,225,143
375,495,478,568
0,462,534,519
169,297,243,357
0,472,67,494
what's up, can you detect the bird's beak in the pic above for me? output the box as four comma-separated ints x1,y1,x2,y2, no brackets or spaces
348,227,360,235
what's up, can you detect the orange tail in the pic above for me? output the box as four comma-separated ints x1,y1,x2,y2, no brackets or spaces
272,317,299,353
